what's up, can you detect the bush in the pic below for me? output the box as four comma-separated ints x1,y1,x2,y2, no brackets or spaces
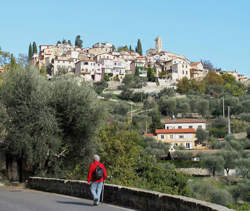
240,113,250,122
210,189,233,206
246,127,250,139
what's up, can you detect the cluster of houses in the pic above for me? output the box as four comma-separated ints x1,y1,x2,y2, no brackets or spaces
32,37,249,85
145,118,207,150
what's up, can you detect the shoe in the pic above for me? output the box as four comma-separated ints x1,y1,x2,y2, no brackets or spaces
93,198,98,205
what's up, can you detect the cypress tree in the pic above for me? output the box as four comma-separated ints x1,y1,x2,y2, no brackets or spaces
68,40,72,45
32,42,37,55
62,39,67,44
28,43,33,61
75,35,83,48
57,41,61,45
10,54,17,70
136,39,143,56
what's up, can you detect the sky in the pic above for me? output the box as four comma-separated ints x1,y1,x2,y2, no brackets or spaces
0,0,250,76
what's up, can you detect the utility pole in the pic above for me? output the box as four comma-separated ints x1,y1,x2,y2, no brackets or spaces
131,103,132,124
222,96,225,118
228,106,231,134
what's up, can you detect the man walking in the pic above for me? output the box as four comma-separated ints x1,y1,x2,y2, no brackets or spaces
87,154,107,206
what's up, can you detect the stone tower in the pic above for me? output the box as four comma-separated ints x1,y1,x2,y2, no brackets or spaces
155,37,162,53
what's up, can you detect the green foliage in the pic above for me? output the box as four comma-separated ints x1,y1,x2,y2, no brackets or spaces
117,45,128,52
75,35,83,48
158,97,176,116
136,39,143,56
122,74,146,89
93,80,108,94
239,113,250,122
247,127,250,139
158,87,176,98
148,109,164,133
221,150,239,175
201,154,225,176
143,137,170,158
28,43,33,62
98,124,143,185
196,128,209,144
209,117,227,138
146,67,155,82
67,40,71,45
0,66,60,176
0,66,105,179
40,65,47,77
32,41,37,55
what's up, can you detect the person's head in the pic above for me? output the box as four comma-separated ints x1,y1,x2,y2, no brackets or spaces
93,154,100,162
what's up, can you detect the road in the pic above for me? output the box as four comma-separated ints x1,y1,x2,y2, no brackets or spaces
0,187,134,211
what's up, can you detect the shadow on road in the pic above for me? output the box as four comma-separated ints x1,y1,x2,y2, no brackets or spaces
56,200,93,207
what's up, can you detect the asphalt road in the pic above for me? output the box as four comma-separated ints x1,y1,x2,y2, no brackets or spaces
0,187,135,211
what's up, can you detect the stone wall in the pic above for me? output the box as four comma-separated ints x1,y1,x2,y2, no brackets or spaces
27,177,234,211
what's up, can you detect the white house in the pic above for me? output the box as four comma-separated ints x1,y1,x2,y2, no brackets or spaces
164,119,206,130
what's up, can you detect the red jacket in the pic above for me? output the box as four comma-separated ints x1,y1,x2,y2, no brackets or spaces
87,161,107,183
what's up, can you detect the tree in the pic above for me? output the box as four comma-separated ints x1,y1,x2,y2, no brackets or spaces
75,35,83,48
32,42,37,55
136,39,143,56
177,77,191,93
40,65,47,77
9,54,17,70
67,40,72,45
196,128,209,144
57,41,61,45
149,109,163,133
159,97,176,116
236,158,250,178
247,127,250,139
0,66,105,181
201,154,225,176
118,45,129,52
147,68,155,82
201,60,214,71
220,150,239,176
0,66,60,181
203,71,224,86
28,43,33,62
62,39,67,44
98,124,142,185
197,99,209,117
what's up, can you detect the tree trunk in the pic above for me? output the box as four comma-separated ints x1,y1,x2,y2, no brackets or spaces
6,154,19,182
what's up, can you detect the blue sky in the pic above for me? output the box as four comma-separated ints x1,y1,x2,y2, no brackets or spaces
1,0,250,76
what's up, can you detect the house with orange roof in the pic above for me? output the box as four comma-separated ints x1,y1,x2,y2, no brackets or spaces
190,62,208,80
155,128,196,149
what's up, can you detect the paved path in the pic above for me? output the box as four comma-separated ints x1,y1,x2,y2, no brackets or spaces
0,187,134,211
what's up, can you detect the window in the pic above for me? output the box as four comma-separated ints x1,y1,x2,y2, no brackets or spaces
167,126,169,129
174,143,178,146
186,143,191,149
189,126,193,128
179,135,184,139
170,135,173,139
178,126,182,129
160,135,165,140
84,62,88,65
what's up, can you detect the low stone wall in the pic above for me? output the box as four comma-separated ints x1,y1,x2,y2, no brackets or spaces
27,177,234,211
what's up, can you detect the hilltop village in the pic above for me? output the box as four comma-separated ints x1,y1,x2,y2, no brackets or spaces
32,37,249,87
